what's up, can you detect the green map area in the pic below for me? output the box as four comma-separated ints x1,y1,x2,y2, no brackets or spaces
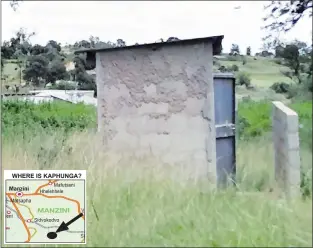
5,179,86,244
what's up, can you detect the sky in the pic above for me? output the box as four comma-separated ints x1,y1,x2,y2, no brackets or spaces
2,1,312,54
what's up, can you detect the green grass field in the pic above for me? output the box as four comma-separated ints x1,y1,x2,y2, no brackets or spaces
215,56,293,88
1,100,312,247
2,131,312,247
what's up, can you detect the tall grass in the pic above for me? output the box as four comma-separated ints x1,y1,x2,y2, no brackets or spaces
2,131,312,247
1,100,312,246
238,100,312,149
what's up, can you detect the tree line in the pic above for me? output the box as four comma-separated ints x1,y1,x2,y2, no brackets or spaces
1,30,183,94
0,31,130,95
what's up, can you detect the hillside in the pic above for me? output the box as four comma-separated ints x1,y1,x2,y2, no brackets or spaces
3,53,292,85
2,60,23,84
0,53,296,103
214,55,293,87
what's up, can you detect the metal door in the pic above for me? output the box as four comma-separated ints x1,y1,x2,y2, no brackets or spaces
213,73,236,187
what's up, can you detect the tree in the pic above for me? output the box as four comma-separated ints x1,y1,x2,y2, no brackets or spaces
1,42,15,59
73,54,87,72
281,44,301,82
264,1,312,33
15,28,35,43
74,38,120,50
167,37,180,42
74,40,92,49
23,55,49,86
116,39,126,47
44,50,60,62
30,44,47,55
246,46,251,56
292,40,311,55
88,36,115,49
18,41,32,56
46,59,69,85
95,41,113,49
76,72,96,90
72,54,96,94
275,44,285,57
1,28,35,59
230,44,240,55
291,40,312,71
275,39,312,79
263,1,313,47
89,36,100,48
261,41,273,53
12,28,35,55
46,40,61,53
43,40,64,62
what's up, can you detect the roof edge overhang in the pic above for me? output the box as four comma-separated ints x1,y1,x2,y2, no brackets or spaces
75,35,223,55
75,35,224,70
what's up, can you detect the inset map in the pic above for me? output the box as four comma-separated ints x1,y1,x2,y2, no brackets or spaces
4,170,86,244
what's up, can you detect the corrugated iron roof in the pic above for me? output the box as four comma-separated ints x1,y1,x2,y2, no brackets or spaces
75,35,224,55
29,90,97,106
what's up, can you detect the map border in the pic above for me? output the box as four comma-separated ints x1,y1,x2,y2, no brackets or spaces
4,178,86,245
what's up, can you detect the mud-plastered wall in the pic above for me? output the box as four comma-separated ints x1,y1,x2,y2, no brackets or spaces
96,42,216,179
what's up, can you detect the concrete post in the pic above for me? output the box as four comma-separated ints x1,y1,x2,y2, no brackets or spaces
272,101,301,198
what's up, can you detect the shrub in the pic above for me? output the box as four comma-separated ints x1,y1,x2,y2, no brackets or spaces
301,169,312,198
286,76,313,100
218,65,228,73
270,82,290,94
49,80,77,90
231,64,239,72
273,58,283,65
218,64,239,73
2,100,96,140
236,72,251,87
